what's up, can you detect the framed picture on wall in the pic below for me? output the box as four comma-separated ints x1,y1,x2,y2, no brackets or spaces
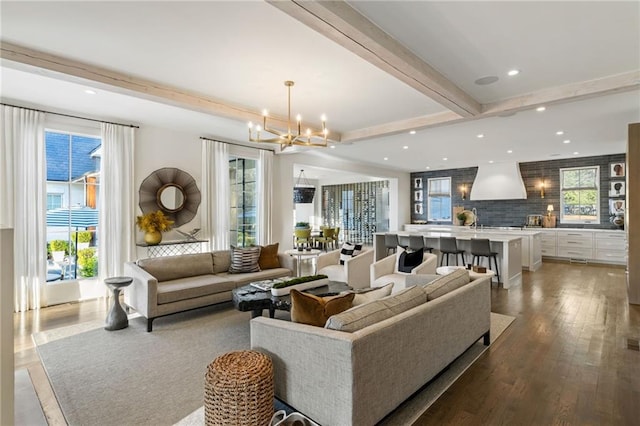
414,203,423,215
414,177,422,189
609,199,625,215
609,181,626,197
414,190,423,202
610,162,626,177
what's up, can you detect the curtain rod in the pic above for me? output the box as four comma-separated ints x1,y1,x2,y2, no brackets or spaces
1,103,139,128
199,137,277,152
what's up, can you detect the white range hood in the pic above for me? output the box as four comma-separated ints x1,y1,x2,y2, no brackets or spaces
470,162,527,200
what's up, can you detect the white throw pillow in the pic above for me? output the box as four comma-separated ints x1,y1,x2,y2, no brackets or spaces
352,283,394,306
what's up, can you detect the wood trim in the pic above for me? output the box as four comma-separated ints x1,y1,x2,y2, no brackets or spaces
0,41,341,141
628,122,640,304
267,0,481,117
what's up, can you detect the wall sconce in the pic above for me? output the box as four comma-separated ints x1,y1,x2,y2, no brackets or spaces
539,180,546,198
459,184,467,200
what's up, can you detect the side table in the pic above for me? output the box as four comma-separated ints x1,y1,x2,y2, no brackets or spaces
284,248,321,276
104,276,133,331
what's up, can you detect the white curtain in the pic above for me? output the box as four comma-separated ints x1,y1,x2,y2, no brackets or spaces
1,105,47,312
201,139,229,250
98,123,135,279
257,149,273,244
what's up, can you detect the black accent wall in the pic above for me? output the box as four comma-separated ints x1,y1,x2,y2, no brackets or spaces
410,153,626,229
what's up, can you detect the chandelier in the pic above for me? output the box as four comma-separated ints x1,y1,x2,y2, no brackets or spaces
248,81,329,149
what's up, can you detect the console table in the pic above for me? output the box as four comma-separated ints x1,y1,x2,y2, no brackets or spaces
136,239,208,258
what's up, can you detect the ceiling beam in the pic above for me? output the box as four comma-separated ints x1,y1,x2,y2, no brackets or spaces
0,41,342,141
267,0,481,118
482,70,640,116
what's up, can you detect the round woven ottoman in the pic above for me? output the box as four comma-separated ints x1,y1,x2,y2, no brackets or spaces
204,350,274,426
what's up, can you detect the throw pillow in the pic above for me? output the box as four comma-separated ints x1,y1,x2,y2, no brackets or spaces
257,242,280,270
398,248,424,273
352,283,394,306
339,242,363,265
228,246,261,273
290,290,355,327
424,268,470,301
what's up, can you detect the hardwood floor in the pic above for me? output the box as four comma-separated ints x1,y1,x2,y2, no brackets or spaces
14,261,640,425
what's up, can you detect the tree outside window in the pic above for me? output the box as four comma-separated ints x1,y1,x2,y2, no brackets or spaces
427,177,451,222
229,157,257,247
560,166,599,224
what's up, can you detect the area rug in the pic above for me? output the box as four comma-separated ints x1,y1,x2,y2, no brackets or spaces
35,305,514,426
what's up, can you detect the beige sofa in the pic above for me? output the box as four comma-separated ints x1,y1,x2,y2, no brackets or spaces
124,251,294,331
316,248,374,289
251,271,491,426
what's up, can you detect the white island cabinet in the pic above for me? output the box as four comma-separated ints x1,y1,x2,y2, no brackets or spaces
537,228,626,265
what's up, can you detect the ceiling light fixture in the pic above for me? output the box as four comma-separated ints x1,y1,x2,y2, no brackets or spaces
507,150,513,153
536,106,546,112
443,157,448,161
563,139,571,144
507,69,520,76
489,160,494,164
409,130,416,135
573,151,579,155
403,146,409,150
84,89,96,95
477,134,484,138
248,81,328,150
384,157,388,161
475,76,499,85
425,166,430,170
556,130,564,135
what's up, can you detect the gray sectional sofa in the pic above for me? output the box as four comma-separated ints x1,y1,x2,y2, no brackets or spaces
124,250,294,331
251,270,491,426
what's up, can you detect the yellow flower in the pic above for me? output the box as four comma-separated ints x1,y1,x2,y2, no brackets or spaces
136,211,174,233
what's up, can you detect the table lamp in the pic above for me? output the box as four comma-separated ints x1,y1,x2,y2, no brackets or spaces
547,204,554,217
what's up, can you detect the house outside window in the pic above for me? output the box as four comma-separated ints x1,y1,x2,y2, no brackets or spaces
45,131,101,282
560,166,599,224
229,157,257,247
427,177,451,222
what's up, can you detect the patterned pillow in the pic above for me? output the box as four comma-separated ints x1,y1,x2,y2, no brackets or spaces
228,246,261,273
339,242,363,265
398,248,424,273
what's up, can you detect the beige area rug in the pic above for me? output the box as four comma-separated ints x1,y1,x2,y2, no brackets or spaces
35,305,514,426
176,312,515,426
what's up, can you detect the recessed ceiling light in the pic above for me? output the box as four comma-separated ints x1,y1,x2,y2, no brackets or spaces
409,130,416,135
556,130,564,135
489,160,494,164
536,106,546,112
573,151,579,155
330,145,336,149
84,89,96,95
477,134,484,138
475,76,499,85
443,157,448,161
563,139,571,144
507,150,513,154
425,166,430,170
403,146,409,150
507,69,520,76
383,157,388,161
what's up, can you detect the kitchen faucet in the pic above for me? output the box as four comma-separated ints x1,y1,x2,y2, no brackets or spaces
471,208,478,231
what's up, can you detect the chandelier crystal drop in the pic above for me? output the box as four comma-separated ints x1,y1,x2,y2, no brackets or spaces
248,81,329,150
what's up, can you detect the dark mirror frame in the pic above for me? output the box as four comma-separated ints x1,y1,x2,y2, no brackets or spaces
139,167,201,227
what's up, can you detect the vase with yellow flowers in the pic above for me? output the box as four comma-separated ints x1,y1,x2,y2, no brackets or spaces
136,210,174,245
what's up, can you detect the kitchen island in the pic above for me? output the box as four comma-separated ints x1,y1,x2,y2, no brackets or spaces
374,229,524,289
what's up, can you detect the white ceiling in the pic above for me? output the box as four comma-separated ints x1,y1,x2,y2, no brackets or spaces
1,1,639,175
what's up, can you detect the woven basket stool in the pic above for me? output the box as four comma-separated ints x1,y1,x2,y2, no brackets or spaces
204,350,274,426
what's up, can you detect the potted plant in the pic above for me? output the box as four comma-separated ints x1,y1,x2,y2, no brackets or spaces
72,231,92,250
456,212,467,226
49,240,69,262
295,221,310,229
136,210,174,245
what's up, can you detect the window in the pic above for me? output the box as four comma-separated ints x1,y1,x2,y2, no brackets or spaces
229,157,257,247
427,177,451,222
560,166,599,223
45,130,101,282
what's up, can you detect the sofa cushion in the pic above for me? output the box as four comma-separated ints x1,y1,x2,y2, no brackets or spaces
425,269,470,301
258,243,281,270
398,248,423,273
228,246,261,273
404,274,440,287
212,250,231,274
325,285,425,332
317,264,346,283
339,242,362,265
290,290,355,327
137,253,214,282
156,275,235,305
352,282,394,306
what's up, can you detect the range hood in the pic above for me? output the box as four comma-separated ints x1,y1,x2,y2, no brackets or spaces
470,162,527,200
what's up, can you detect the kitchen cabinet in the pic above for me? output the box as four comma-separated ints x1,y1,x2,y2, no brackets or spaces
556,230,593,261
594,232,626,265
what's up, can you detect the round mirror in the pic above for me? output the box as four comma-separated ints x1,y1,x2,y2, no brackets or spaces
158,184,185,212
139,168,201,227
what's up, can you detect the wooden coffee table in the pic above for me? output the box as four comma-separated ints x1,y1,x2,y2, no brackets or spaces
232,281,351,318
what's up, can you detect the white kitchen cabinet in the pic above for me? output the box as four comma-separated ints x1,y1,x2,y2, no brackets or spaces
594,232,626,265
539,230,557,257
556,230,593,261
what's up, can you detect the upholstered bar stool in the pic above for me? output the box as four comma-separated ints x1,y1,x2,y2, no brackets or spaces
384,233,400,255
409,235,434,253
470,238,500,283
397,235,410,249
439,237,466,266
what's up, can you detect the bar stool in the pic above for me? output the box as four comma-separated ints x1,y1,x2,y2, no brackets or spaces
439,237,466,266
408,235,425,251
384,233,399,255
397,235,410,250
470,238,500,283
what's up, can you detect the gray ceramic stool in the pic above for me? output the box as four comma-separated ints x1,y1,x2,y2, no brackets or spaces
104,276,133,331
